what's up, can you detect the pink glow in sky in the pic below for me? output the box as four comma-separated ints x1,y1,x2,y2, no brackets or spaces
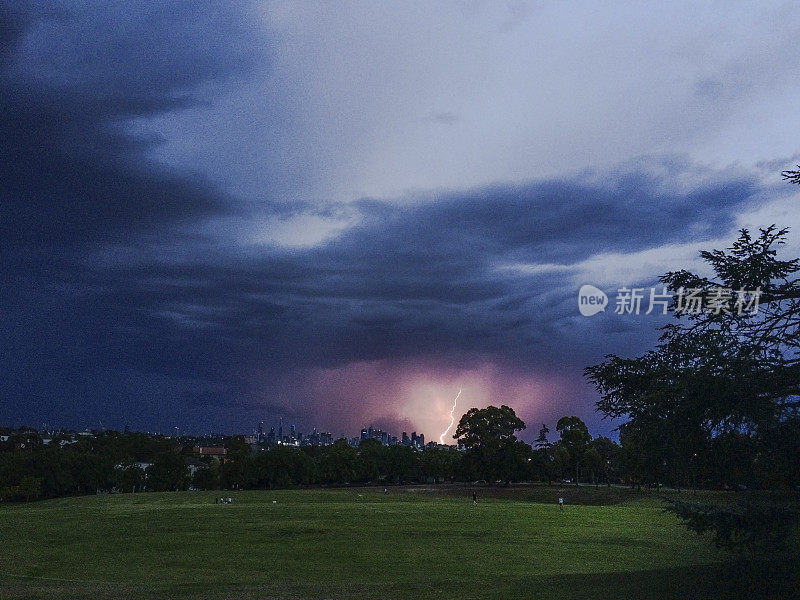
263,359,585,442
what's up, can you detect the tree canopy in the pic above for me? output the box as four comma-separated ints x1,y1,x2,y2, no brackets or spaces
586,210,800,548
454,405,525,451
586,225,800,444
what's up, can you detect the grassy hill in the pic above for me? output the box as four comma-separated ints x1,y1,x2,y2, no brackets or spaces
0,486,793,599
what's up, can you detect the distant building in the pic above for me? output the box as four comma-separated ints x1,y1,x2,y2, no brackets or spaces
302,428,334,447
193,446,227,459
358,426,401,447
409,432,425,449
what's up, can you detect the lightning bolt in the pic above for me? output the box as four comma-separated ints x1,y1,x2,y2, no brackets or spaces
439,388,462,444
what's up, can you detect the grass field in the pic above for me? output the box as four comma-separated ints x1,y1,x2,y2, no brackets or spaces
0,486,794,599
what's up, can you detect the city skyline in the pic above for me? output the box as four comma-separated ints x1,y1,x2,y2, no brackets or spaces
0,420,441,450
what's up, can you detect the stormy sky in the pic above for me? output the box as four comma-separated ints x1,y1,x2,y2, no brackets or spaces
2,1,800,441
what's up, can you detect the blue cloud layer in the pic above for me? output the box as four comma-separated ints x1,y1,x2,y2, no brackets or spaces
0,1,789,434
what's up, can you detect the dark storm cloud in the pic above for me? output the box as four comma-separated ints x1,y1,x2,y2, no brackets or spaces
0,1,265,246
2,156,766,432
337,164,756,274
0,0,268,429
48,162,760,381
9,158,756,434
0,1,775,433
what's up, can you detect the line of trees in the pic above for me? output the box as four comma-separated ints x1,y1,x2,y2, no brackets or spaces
6,392,794,503
0,413,630,501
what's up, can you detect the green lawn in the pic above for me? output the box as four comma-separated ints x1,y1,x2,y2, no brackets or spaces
0,487,791,599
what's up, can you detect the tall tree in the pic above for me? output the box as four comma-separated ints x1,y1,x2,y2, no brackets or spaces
455,405,525,451
147,450,188,492
535,423,551,449
590,436,621,487
556,416,591,485
455,405,526,483
587,226,800,487
586,213,800,549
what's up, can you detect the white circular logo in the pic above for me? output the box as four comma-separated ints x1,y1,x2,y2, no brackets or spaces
578,284,608,317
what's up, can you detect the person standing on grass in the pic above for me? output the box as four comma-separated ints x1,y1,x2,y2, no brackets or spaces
472,491,477,505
